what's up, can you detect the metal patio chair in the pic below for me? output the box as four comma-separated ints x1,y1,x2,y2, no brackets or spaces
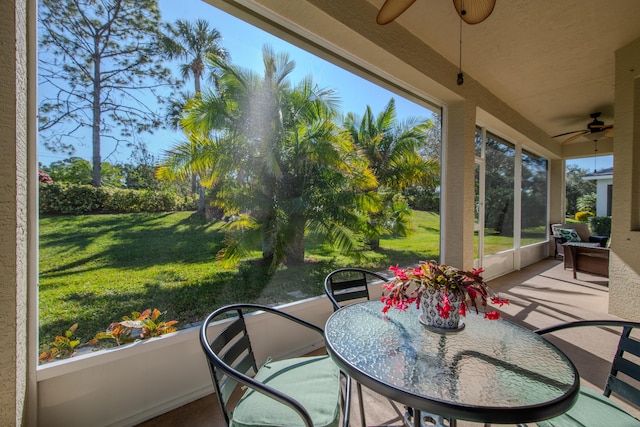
324,268,391,427
529,319,640,427
200,303,351,427
324,267,390,311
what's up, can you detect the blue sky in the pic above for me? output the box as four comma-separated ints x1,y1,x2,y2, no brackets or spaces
568,155,612,172
38,0,610,172
38,0,432,166
156,0,432,119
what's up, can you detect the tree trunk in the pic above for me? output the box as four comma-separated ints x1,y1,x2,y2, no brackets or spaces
92,36,102,187
367,237,381,251
190,61,201,212
194,69,201,96
261,234,275,265
285,214,305,265
366,214,381,250
198,185,205,213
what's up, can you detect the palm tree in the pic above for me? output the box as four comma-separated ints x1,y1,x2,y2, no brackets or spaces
160,45,376,270
162,19,229,95
344,98,439,249
164,90,194,130
161,19,229,211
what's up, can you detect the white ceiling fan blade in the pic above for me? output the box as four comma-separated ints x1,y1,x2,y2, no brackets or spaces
563,132,588,144
376,0,417,25
605,126,614,138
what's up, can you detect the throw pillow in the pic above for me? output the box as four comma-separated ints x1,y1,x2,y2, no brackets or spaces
559,228,581,242
550,224,564,237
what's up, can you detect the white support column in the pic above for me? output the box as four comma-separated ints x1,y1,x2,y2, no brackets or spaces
610,36,640,321
548,158,566,224
513,145,522,270
441,101,477,270
547,158,565,256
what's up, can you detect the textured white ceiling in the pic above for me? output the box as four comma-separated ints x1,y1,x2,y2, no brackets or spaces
369,0,640,142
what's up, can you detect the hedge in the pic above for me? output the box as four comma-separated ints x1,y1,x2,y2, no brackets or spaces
40,183,198,214
589,216,611,237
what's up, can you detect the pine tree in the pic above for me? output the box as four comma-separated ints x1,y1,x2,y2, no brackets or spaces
38,0,177,186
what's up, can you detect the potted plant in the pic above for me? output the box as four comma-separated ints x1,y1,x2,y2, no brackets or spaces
381,260,509,329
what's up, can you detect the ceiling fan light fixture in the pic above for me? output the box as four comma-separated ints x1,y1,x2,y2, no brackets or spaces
583,130,605,141
452,0,497,25
587,115,605,132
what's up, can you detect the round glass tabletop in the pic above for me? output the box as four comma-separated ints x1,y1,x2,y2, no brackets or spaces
324,300,579,424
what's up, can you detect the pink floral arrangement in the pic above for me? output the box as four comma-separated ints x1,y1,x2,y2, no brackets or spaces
381,260,509,319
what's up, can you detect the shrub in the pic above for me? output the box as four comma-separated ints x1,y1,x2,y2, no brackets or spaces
102,188,178,212
39,324,82,362
40,183,198,214
589,216,611,237
403,186,440,212
39,183,107,214
576,193,596,215
178,194,199,211
93,309,178,346
39,310,179,363
574,211,594,222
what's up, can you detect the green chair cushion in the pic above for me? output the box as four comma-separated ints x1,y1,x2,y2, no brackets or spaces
230,355,341,427
537,387,640,427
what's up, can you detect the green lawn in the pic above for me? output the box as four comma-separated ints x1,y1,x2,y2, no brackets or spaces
38,210,546,354
478,226,546,255
38,210,443,351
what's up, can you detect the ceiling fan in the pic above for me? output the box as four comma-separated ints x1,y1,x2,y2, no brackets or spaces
376,0,497,25
552,112,615,144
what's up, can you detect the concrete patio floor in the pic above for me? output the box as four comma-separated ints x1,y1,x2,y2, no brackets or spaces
136,257,637,427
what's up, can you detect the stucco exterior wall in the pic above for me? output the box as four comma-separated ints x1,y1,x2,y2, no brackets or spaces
609,36,640,321
596,178,613,217
0,0,29,425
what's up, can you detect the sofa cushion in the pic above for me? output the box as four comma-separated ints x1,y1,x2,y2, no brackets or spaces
551,223,591,241
567,223,590,241
551,223,564,237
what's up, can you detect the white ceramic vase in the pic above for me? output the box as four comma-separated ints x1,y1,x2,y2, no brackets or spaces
419,287,463,329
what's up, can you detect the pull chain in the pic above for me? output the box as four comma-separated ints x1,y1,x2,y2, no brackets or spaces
457,14,464,85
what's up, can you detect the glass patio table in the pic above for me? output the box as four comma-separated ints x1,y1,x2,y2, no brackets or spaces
324,300,579,426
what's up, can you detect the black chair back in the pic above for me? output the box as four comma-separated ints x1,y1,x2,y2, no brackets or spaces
536,320,640,407
605,324,640,405
324,268,389,311
201,306,259,425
